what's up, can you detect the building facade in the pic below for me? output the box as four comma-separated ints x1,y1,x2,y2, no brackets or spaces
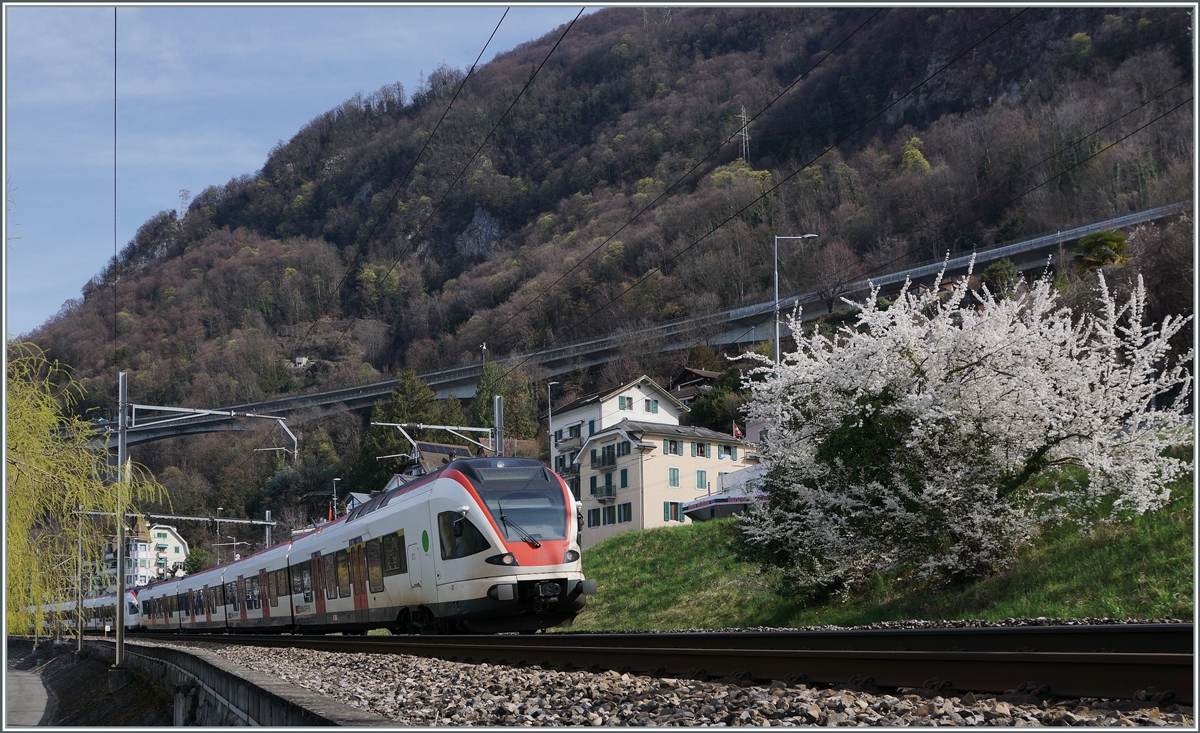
549,376,688,499
96,523,188,592
573,419,758,549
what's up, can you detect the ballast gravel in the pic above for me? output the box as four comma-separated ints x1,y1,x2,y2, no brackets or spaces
144,632,1193,727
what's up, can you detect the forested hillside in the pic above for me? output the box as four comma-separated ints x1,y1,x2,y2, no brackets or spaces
26,7,1193,554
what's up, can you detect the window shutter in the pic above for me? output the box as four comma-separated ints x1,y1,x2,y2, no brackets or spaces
589,420,595,435
590,448,597,464
706,443,712,457
690,442,696,457
664,502,670,521
620,468,628,488
663,439,668,453
652,400,659,413
619,396,626,410
732,446,738,460
590,475,597,495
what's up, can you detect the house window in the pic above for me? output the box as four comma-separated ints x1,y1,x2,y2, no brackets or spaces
663,439,682,456
569,425,581,439
645,398,659,413
758,429,768,442
620,468,628,488
590,475,598,495
663,501,682,522
619,395,634,410
618,502,632,523
718,444,734,460
617,440,631,457
589,419,595,435
668,467,680,487
555,428,563,442
602,506,616,525
587,508,601,528
697,470,707,490
174,547,180,553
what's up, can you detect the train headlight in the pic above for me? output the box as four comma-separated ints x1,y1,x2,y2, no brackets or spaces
485,552,519,566
563,549,580,563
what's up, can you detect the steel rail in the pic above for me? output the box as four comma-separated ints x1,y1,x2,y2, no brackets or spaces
134,624,1193,704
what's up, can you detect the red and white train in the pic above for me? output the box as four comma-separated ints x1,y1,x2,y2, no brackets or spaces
135,457,595,635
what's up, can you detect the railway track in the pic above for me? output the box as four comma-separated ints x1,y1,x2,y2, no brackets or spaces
136,623,1193,704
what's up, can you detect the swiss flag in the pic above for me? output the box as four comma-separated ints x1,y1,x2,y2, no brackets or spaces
732,421,743,439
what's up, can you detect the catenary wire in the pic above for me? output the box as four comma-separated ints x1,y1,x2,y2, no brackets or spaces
499,8,1030,380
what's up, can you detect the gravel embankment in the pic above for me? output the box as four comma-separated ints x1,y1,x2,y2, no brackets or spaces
142,621,1193,727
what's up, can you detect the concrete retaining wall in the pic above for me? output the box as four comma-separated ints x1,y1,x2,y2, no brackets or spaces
86,639,389,726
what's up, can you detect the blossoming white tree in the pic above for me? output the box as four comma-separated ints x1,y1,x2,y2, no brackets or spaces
738,266,1193,593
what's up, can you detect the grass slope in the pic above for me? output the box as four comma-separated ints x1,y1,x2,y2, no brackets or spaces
570,477,1193,630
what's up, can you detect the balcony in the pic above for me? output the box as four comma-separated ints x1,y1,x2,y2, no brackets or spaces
557,464,580,478
591,485,616,503
590,454,618,469
555,436,583,453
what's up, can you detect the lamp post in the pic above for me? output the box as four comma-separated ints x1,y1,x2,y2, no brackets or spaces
332,478,341,520
547,381,559,468
215,507,223,565
774,234,818,365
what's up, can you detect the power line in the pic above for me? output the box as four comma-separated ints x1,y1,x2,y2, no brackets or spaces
291,7,512,355
499,8,1030,380
325,7,587,356
808,94,1193,305
480,9,883,353
662,85,1193,354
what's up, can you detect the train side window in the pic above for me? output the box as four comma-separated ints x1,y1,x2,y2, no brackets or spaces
291,567,303,595
336,550,351,598
276,569,287,600
437,511,492,560
301,567,313,603
323,554,336,600
381,531,407,576
250,577,260,610
365,539,385,593
268,572,277,607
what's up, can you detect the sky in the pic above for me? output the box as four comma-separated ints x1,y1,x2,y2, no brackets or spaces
3,3,598,339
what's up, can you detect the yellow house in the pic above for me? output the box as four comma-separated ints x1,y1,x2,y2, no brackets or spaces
574,419,758,549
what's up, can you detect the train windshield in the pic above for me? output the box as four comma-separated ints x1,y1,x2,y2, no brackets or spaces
461,460,567,541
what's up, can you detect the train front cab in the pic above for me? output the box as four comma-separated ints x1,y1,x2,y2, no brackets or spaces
428,458,596,633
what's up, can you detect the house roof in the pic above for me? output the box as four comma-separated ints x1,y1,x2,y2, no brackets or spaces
574,418,750,458
549,375,690,419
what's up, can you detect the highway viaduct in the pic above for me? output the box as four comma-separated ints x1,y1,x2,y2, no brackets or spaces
102,200,1188,449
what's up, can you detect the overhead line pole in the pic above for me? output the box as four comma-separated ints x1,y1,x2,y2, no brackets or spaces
115,372,127,666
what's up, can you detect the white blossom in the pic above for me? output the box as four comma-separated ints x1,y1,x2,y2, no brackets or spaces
738,265,1192,592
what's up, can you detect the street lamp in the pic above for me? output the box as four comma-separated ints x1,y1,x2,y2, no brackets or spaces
215,508,224,565
332,478,341,520
547,381,559,468
774,234,818,365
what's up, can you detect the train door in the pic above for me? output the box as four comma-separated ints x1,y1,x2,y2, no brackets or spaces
311,553,326,617
407,526,436,601
204,585,211,623
237,576,248,621
259,570,270,619
350,543,366,622
407,543,422,590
